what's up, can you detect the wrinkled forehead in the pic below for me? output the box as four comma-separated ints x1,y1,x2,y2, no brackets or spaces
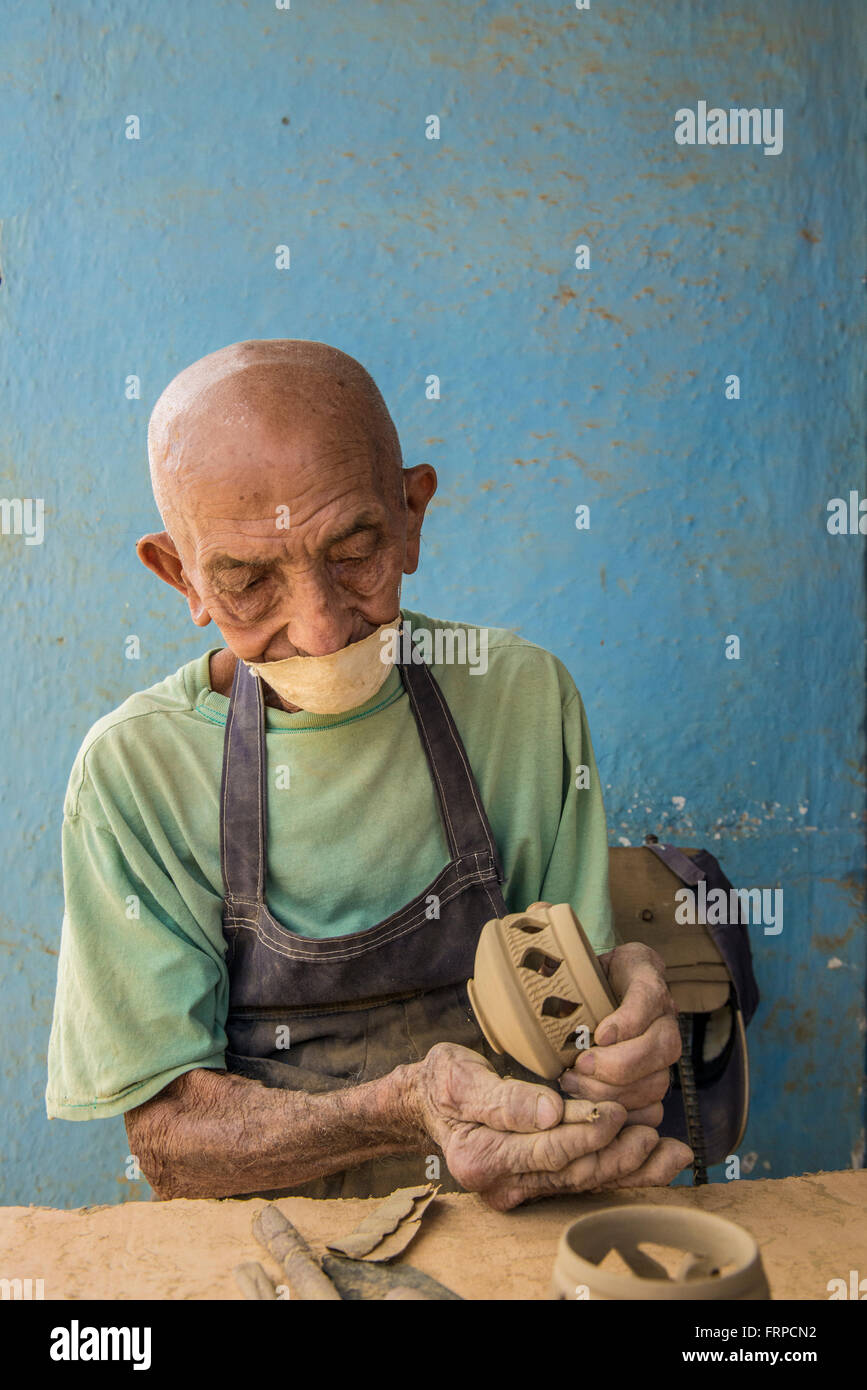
168,422,388,553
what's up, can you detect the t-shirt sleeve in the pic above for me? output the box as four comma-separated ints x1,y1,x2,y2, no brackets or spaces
536,687,619,955
46,803,228,1121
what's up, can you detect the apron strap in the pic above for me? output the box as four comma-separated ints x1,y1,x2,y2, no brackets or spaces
220,658,268,902
397,645,504,875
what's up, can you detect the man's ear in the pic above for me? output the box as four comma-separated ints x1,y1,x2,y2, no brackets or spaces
136,531,183,588
136,531,212,628
402,464,437,575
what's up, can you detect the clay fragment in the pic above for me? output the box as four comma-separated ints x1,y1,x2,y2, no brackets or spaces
562,1100,601,1124
327,1183,439,1261
677,1251,721,1282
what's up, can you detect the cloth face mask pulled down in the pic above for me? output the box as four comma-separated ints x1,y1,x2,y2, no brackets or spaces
243,618,401,714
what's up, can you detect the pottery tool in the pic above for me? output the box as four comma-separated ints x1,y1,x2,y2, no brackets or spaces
252,1204,342,1301
467,901,618,1079
550,1206,771,1300
321,1254,463,1300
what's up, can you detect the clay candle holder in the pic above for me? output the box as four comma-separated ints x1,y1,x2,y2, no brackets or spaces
550,1206,772,1300
467,902,618,1080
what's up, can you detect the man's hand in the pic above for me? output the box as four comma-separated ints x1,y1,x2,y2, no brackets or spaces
559,941,682,1128
405,1040,691,1211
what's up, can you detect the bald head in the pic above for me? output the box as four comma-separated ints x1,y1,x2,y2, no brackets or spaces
137,338,436,678
147,338,403,534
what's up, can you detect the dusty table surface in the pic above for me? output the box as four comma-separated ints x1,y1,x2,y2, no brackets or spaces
1,1169,864,1300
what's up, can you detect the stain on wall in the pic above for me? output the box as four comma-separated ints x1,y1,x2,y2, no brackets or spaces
0,0,864,1205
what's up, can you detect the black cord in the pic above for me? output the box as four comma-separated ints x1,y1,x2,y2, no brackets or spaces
676,1013,708,1186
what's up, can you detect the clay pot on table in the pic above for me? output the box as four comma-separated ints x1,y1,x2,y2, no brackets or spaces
550,1205,771,1300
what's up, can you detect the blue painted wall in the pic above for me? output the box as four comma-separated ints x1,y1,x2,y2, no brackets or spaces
1,0,863,1206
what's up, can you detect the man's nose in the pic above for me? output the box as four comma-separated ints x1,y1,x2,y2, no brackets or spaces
283,582,355,657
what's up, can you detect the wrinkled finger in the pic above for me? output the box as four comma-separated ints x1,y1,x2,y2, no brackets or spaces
621,1102,664,1127
479,1125,660,1211
453,1100,627,1192
595,943,674,1046
602,1137,693,1189
573,1014,681,1087
462,1069,566,1134
490,1099,627,1175
559,1066,671,1110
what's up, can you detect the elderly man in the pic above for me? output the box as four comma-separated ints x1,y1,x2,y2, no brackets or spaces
46,338,690,1205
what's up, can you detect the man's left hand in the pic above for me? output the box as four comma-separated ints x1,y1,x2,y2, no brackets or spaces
559,942,682,1128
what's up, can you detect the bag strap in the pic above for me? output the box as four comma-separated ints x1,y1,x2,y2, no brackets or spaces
643,836,760,1025
644,838,707,886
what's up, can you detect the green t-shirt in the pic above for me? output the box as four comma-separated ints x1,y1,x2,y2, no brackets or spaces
45,610,616,1121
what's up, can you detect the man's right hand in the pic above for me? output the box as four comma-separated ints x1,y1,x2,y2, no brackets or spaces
404,1041,691,1211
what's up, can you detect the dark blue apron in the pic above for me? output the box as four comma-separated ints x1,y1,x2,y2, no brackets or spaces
219,631,541,1197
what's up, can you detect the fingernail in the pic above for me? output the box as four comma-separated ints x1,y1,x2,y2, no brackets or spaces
576,1052,595,1075
596,1022,618,1045
535,1094,559,1128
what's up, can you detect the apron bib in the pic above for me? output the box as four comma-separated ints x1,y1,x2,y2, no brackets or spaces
220,631,544,1198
